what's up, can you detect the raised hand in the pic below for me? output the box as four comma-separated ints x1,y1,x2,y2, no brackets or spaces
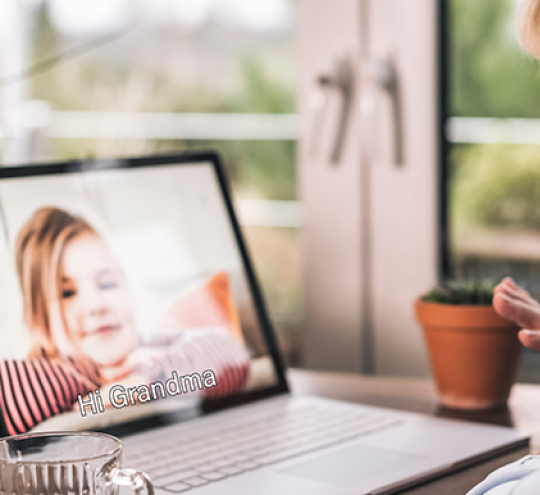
493,277,540,352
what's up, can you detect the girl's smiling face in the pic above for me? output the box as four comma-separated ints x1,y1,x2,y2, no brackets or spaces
54,232,138,366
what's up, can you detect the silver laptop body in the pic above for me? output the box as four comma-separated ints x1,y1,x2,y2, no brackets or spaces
0,152,528,495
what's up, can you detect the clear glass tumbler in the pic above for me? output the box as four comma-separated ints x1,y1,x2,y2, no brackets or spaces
0,431,154,495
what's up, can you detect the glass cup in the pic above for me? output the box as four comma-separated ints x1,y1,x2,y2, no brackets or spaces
0,431,154,495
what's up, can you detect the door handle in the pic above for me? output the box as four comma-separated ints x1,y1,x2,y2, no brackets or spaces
362,57,404,166
309,56,402,166
310,56,354,165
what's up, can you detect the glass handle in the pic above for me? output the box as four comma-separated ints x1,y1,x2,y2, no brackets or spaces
99,466,155,495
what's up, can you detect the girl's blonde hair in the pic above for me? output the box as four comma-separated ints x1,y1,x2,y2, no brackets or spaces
517,0,540,59
15,207,95,358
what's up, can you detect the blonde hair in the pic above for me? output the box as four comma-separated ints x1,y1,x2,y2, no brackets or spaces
15,207,95,358
516,0,540,59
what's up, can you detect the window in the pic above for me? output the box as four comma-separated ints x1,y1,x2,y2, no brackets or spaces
0,0,302,365
447,0,540,381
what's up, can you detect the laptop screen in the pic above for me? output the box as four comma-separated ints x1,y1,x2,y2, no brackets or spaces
0,154,286,437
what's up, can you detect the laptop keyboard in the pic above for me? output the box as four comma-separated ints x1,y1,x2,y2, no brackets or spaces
124,404,403,492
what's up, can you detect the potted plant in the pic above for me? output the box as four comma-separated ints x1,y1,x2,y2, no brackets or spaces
415,280,522,410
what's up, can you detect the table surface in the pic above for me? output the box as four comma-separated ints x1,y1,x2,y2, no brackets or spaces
288,368,540,494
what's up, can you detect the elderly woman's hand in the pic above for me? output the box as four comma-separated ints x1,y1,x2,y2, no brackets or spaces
493,277,540,352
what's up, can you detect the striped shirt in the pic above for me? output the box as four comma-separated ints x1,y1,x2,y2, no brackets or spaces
0,327,250,436
0,357,100,436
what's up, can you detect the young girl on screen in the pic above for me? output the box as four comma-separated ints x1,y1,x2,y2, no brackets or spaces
0,207,250,436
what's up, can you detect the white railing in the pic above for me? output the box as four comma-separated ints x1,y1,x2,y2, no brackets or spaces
446,117,540,144
48,111,299,141
235,199,303,228
7,107,539,144
49,113,540,144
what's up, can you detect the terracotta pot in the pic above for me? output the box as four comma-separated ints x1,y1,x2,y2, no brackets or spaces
415,299,522,410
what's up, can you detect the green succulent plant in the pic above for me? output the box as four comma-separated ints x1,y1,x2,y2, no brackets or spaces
422,279,496,305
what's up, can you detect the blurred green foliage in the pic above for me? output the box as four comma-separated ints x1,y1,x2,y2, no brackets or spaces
30,2,297,200
451,0,540,118
230,56,295,114
450,0,540,233
451,144,540,229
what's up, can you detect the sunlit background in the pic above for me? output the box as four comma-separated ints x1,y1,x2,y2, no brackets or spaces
4,0,540,377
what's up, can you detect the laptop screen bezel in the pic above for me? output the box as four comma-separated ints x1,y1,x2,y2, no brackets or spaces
0,150,289,437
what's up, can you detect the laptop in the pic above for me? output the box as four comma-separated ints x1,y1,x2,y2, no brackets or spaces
0,151,528,495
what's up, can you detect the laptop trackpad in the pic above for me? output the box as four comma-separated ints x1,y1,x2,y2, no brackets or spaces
280,444,425,487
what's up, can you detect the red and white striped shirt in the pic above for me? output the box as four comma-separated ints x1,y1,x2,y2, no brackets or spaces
0,327,250,436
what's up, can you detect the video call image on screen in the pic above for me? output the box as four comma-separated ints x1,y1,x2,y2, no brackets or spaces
0,162,277,436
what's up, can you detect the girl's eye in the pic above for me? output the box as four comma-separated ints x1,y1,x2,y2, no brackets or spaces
99,281,118,290
62,289,76,298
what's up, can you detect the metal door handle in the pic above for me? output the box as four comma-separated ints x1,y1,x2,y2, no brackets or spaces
362,58,404,166
311,56,354,165
310,56,402,166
